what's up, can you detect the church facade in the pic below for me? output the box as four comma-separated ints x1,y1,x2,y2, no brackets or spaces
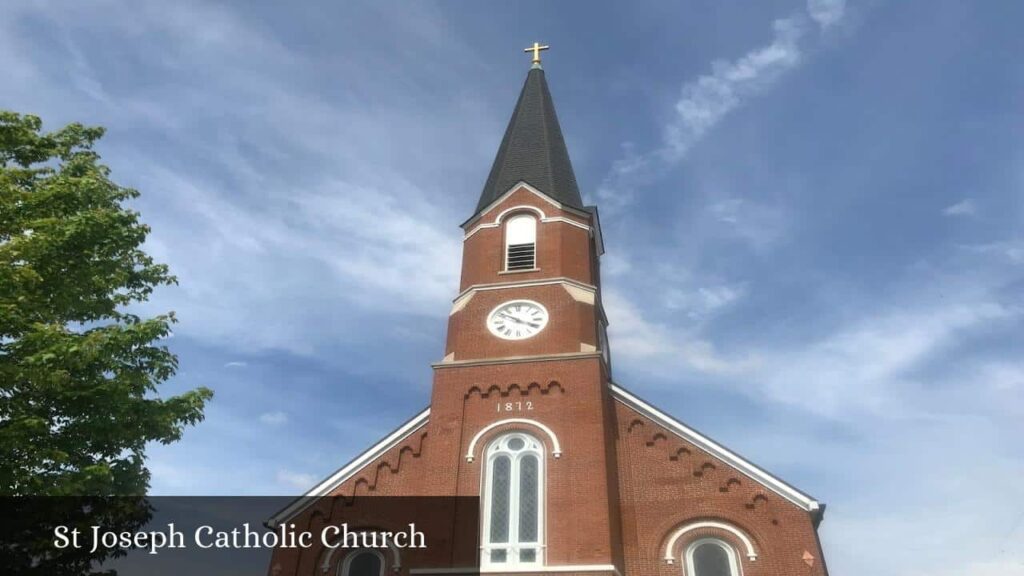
268,51,829,576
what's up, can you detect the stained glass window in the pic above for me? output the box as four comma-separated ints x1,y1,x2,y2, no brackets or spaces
483,433,544,567
518,455,538,542
489,456,511,545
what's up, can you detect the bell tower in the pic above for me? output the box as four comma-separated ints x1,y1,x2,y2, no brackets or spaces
268,44,831,576
424,47,623,575
443,48,609,368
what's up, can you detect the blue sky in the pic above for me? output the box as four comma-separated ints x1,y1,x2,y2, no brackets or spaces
3,1,1023,574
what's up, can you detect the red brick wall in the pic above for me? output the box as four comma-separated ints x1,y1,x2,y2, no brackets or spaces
429,357,621,567
444,284,599,361
460,186,595,291
614,402,827,576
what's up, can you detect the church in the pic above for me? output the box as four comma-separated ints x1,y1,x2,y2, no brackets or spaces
267,45,829,576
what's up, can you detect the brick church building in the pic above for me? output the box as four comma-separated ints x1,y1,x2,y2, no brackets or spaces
268,48,829,576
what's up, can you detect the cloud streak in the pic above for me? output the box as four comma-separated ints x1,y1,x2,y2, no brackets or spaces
597,0,845,211
662,17,804,161
259,412,289,426
0,0,489,358
943,198,977,216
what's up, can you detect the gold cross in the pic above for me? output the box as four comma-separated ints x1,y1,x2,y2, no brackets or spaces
524,42,550,64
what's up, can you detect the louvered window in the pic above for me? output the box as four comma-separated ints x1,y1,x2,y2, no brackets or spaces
505,215,537,271
482,433,544,568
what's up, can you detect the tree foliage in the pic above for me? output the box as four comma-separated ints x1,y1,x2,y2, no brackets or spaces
0,110,213,572
0,111,212,494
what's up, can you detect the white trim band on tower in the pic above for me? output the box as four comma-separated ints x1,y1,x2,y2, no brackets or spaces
465,418,562,462
453,277,596,304
610,383,821,512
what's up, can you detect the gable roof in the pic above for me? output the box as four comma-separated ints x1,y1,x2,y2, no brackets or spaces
475,67,583,216
610,383,822,514
266,407,430,527
268,385,823,526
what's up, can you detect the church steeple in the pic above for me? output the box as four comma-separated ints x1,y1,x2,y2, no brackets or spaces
475,57,583,215
267,47,829,576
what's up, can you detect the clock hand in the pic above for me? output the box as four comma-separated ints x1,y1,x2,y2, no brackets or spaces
499,312,527,325
512,313,540,328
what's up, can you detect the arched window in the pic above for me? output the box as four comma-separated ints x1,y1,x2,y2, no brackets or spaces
504,215,537,271
482,432,543,567
685,538,740,576
339,550,385,576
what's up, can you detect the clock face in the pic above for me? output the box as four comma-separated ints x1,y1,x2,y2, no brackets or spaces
487,300,549,340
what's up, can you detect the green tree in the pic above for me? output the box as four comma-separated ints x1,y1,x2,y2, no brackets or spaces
0,111,212,572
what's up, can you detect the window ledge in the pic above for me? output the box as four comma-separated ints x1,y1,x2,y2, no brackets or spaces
499,268,540,275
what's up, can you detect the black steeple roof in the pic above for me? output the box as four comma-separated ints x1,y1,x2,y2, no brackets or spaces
474,66,583,215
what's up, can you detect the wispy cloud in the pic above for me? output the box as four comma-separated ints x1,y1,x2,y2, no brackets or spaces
275,469,317,492
823,422,1024,576
807,0,847,28
755,299,1015,417
613,274,1018,419
259,411,289,426
957,240,1024,264
943,198,978,216
0,0,486,357
705,197,792,250
664,283,747,319
599,0,853,380
597,0,844,211
662,17,804,162
605,289,758,376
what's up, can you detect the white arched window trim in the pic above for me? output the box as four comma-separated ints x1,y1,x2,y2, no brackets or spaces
494,205,547,223
465,418,562,462
322,534,401,573
480,432,545,569
338,549,386,576
684,538,742,576
663,520,757,563
462,202,593,240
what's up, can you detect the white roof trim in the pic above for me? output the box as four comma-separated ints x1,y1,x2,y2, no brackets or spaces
610,383,820,512
269,384,818,526
267,407,431,527
480,181,562,215
465,181,590,228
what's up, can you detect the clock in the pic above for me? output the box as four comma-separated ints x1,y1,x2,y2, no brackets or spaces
487,300,549,340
